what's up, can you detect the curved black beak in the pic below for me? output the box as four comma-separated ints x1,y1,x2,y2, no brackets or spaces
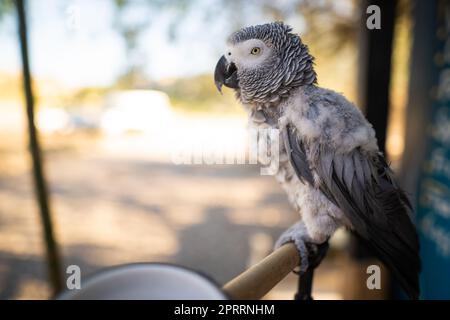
214,55,239,93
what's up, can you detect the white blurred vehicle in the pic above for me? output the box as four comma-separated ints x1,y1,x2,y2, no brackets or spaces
37,107,71,134
101,90,173,135
37,106,102,134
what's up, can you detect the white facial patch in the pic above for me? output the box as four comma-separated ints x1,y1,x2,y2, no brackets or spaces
226,39,272,70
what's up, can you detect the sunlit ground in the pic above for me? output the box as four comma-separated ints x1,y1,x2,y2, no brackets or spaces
0,102,390,300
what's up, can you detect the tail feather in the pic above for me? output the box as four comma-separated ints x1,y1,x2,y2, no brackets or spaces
358,229,420,299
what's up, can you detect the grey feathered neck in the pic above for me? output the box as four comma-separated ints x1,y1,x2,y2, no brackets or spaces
228,22,317,108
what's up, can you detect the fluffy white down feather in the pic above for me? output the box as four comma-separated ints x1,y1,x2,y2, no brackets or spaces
249,85,378,243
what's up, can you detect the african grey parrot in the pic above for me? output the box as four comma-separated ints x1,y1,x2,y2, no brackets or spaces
214,22,420,299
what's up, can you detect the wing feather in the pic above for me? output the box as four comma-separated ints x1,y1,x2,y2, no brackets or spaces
284,124,421,299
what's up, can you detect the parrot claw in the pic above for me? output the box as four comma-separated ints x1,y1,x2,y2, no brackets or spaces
306,241,329,269
274,221,329,274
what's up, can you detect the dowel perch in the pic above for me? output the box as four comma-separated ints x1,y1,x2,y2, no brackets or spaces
223,243,300,300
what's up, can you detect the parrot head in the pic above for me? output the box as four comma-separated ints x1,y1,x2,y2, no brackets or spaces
214,22,317,106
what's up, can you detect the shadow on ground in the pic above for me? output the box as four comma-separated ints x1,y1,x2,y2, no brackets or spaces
0,153,296,299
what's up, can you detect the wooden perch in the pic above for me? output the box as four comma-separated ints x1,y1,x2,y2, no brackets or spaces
222,243,300,300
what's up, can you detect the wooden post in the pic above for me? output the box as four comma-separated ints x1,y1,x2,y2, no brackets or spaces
222,243,300,300
15,0,63,295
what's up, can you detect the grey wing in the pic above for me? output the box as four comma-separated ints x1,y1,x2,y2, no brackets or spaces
284,124,421,299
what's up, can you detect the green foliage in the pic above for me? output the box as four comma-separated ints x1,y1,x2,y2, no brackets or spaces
109,0,359,88
0,0,14,21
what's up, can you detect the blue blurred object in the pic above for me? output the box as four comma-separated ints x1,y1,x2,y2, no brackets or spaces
408,0,450,299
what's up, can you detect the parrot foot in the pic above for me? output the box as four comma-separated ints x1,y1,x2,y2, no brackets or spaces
274,221,329,274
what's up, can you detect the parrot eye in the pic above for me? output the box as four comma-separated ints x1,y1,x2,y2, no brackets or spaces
250,47,261,55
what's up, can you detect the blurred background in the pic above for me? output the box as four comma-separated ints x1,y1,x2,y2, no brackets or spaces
0,0,449,299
